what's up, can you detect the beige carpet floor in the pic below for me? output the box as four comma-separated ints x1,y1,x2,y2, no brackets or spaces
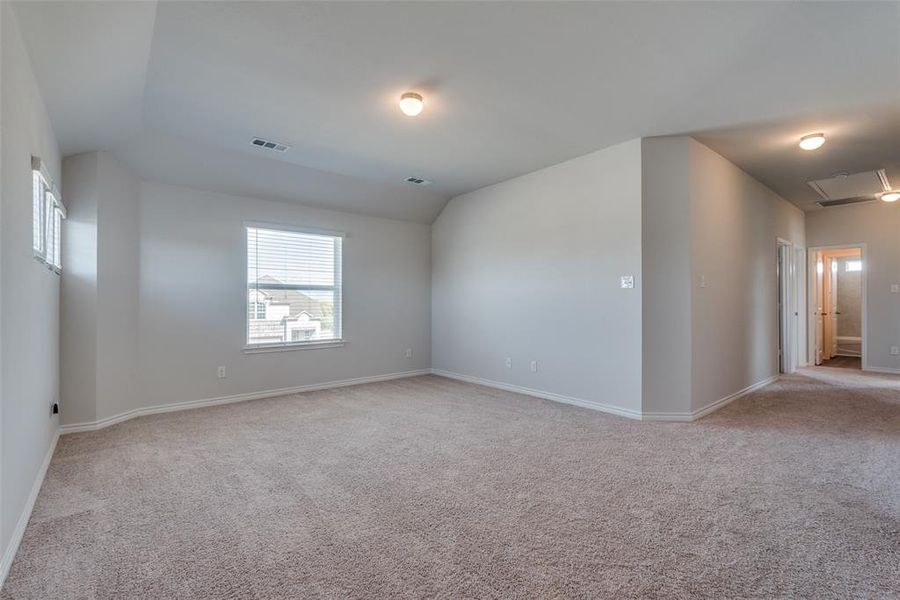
3,369,900,599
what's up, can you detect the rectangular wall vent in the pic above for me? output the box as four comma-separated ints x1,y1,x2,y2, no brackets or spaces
251,137,291,153
404,176,432,186
816,196,877,208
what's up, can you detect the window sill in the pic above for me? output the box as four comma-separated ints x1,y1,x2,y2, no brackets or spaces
243,340,346,354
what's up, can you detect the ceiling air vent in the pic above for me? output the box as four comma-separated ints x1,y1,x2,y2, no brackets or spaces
808,168,890,206
251,137,291,153
816,197,877,208
404,176,432,186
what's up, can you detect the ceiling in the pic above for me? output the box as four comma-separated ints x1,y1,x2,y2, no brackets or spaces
12,1,900,221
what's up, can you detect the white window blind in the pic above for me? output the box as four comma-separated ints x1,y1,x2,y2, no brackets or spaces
32,156,65,273
246,225,343,348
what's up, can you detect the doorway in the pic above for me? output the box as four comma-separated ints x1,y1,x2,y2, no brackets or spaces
809,245,865,370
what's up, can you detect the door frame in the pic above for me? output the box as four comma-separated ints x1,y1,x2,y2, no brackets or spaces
776,238,796,373
807,243,867,370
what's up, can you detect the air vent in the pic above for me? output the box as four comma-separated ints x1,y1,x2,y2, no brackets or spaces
808,169,890,201
816,197,877,208
404,176,432,186
251,137,291,153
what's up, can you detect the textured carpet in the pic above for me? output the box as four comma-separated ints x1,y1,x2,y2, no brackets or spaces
3,369,900,599
820,355,862,370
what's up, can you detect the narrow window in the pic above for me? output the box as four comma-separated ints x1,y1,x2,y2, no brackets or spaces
32,157,65,273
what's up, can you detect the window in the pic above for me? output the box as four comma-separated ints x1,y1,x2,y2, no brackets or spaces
845,260,862,272
249,301,267,320
246,225,343,349
32,157,65,272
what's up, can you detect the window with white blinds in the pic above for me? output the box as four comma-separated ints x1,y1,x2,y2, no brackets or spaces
246,225,343,348
32,156,65,273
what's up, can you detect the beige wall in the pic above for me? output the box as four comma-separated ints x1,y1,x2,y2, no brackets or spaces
807,202,900,373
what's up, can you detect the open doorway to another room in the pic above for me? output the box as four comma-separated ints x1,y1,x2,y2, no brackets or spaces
809,246,865,370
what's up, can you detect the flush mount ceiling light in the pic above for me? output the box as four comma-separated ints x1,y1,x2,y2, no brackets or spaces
881,191,900,203
799,133,826,151
399,92,424,117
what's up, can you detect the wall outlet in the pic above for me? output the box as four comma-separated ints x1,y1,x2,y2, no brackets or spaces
892,284,899,293
505,357,512,368
405,348,412,358
891,347,899,356
699,275,707,288
50,402,59,416
217,366,227,379
530,360,537,373
620,275,634,289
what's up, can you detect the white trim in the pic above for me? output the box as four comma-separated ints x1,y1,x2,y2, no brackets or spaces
641,375,779,422
243,340,346,353
0,431,59,588
430,369,643,420
60,369,431,434
863,366,900,375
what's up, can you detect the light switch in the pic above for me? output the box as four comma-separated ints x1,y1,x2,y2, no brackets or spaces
620,275,634,289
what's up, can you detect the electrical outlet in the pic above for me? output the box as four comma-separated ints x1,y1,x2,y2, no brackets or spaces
891,346,899,356
699,275,707,288
405,348,412,358
892,284,899,293
50,402,59,416
505,357,512,368
217,366,226,379
530,360,537,373
620,275,634,289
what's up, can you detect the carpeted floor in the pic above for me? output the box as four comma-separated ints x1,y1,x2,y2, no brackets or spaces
3,369,900,599
820,355,862,370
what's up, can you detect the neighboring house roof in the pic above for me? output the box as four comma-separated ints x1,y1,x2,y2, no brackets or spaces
253,275,326,319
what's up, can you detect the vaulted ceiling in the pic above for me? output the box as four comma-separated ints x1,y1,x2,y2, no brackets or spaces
12,1,900,220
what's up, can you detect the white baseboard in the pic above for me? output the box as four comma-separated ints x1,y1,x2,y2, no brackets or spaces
0,430,59,588
60,369,432,434
636,375,780,422
430,369,643,420
863,366,900,375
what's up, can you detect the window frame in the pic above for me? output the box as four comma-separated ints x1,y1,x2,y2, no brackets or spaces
243,222,345,353
32,156,66,274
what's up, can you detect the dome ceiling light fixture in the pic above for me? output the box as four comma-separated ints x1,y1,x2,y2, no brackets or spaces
399,92,424,117
799,132,826,151
880,191,900,203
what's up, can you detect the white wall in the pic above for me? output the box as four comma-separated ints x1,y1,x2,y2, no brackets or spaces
96,153,140,418
0,1,61,564
806,202,900,373
60,152,99,425
61,151,140,424
131,182,431,415
432,139,644,414
686,138,805,412
640,137,805,416
641,137,692,414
